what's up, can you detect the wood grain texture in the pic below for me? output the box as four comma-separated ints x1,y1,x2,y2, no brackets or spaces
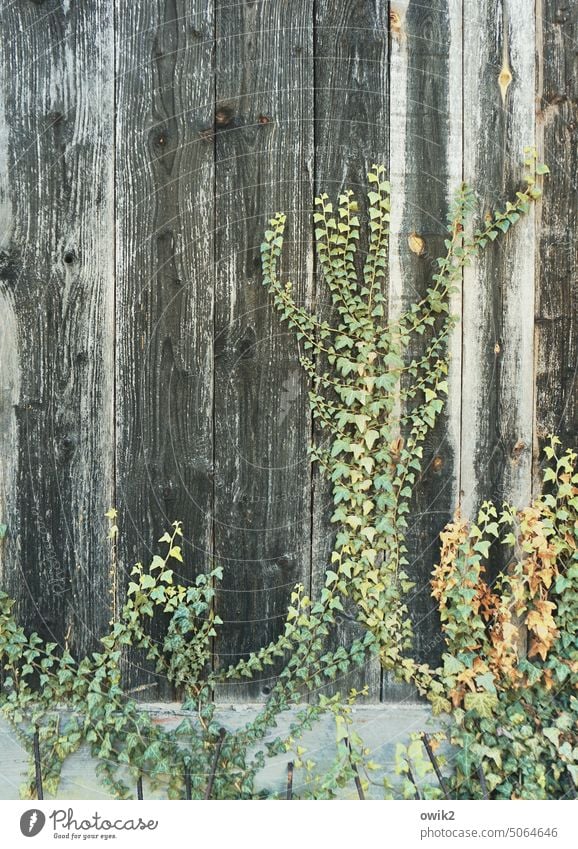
0,1,575,708
0,0,115,655
213,0,314,700
0,49,20,615
461,0,535,529
534,0,578,481
312,0,389,701
385,0,463,698
115,0,215,693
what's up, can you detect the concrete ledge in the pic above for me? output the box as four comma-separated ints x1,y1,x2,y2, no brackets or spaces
0,703,443,800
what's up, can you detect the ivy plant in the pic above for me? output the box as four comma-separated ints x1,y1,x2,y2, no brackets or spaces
260,149,546,704
430,438,578,799
0,149,561,800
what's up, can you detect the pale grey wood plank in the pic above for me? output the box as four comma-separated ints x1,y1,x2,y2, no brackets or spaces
461,0,536,524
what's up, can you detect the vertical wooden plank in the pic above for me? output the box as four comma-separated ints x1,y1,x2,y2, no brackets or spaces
461,0,535,521
0,1,115,653
312,0,389,700
386,0,463,699
534,1,578,472
0,50,20,598
115,0,215,693
213,0,314,700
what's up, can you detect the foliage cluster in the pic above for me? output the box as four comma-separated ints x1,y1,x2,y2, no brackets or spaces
431,440,578,799
1,151,572,800
260,150,547,708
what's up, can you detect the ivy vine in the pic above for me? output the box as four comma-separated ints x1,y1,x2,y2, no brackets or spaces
1,149,571,801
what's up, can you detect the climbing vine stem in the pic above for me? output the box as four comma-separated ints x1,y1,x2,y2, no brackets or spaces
0,150,558,800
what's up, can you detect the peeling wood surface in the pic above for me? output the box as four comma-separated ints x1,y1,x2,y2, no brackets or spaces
115,0,215,697
386,0,463,699
0,0,115,657
533,0,578,483
461,0,536,535
0,1,575,703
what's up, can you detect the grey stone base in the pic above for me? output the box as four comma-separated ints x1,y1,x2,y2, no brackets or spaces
0,703,441,800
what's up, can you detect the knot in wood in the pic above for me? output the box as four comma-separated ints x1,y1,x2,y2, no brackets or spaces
432,455,443,473
511,440,526,460
554,7,571,24
150,128,170,148
215,106,234,127
390,9,402,38
238,327,257,359
408,232,426,256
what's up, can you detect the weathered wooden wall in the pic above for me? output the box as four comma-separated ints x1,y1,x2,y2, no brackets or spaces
0,0,576,702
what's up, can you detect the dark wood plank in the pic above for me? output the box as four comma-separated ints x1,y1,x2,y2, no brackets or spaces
384,0,463,699
312,0,389,701
534,1,578,473
115,0,215,694
213,0,314,700
0,1,115,655
461,0,535,521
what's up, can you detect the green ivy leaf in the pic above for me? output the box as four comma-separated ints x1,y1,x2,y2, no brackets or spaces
464,691,499,719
